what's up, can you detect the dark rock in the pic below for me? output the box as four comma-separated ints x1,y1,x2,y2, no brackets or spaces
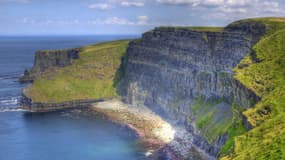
157,145,183,160
21,89,105,112
225,20,266,44
117,22,264,158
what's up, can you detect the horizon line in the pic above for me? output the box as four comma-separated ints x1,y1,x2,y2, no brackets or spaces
0,34,141,37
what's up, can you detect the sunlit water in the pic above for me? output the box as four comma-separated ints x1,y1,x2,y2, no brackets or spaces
0,35,148,160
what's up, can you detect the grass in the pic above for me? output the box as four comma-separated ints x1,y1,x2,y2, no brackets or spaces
190,96,232,142
197,110,214,129
221,18,285,160
26,40,130,103
219,104,247,157
155,26,224,32
189,26,224,32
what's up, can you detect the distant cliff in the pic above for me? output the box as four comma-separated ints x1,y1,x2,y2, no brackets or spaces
117,21,264,158
19,48,79,82
20,40,129,110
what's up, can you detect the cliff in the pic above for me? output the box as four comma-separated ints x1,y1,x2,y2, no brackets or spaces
19,48,79,82
20,18,285,160
117,22,264,158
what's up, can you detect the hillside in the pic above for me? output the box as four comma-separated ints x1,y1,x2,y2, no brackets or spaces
221,18,285,159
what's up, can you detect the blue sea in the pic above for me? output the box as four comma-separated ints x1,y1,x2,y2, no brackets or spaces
0,35,147,160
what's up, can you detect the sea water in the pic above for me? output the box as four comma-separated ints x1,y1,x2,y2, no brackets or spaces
0,35,146,160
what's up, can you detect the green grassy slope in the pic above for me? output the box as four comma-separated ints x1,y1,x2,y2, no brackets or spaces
221,18,285,159
155,26,224,32
26,40,129,103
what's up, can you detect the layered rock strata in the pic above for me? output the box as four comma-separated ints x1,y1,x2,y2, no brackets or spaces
118,23,264,158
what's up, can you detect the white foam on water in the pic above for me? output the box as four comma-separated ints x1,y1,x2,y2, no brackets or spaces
0,96,23,112
0,97,19,105
144,150,153,157
0,108,26,112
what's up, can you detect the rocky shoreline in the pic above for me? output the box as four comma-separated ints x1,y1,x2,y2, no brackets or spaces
90,99,214,160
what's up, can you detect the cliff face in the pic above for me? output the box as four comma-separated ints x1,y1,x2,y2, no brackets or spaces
118,24,264,157
19,49,79,82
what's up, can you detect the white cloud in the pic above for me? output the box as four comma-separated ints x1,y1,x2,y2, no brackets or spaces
88,3,114,10
20,18,80,25
88,1,144,10
156,0,227,7
22,17,35,24
199,0,224,7
156,0,268,8
157,0,285,21
219,7,247,13
89,17,135,25
226,0,256,7
0,0,31,3
156,0,198,5
156,0,228,7
137,15,148,25
261,1,283,13
199,0,285,22
89,16,149,25
121,1,144,7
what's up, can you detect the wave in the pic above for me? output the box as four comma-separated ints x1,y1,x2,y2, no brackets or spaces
0,108,26,112
0,96,20,105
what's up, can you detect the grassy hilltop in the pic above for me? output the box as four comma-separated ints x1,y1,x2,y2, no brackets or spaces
26,40,129,103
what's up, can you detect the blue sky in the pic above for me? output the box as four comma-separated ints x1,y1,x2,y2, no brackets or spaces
0,0,285,35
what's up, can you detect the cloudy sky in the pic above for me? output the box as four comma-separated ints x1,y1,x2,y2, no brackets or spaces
0,0,284,35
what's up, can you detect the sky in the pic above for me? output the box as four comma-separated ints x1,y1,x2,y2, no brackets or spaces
0,0,285,35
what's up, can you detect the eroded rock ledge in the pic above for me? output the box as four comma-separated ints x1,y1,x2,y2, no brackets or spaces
21,89,105,112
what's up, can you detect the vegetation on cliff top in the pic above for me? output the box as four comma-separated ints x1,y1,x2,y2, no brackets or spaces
221,17,285,160
26,40,129,103
155,26,224,32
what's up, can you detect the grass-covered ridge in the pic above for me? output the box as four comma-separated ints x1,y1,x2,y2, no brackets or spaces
155,26,224,32
221,18,285,159
26,40,129,103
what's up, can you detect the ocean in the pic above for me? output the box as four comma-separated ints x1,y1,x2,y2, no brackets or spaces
0,35,146,160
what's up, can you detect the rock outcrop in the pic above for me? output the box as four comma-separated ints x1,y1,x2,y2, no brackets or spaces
118,22,264,158
19,48,79,82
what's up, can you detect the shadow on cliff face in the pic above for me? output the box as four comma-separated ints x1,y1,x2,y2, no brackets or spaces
113,53,127,92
